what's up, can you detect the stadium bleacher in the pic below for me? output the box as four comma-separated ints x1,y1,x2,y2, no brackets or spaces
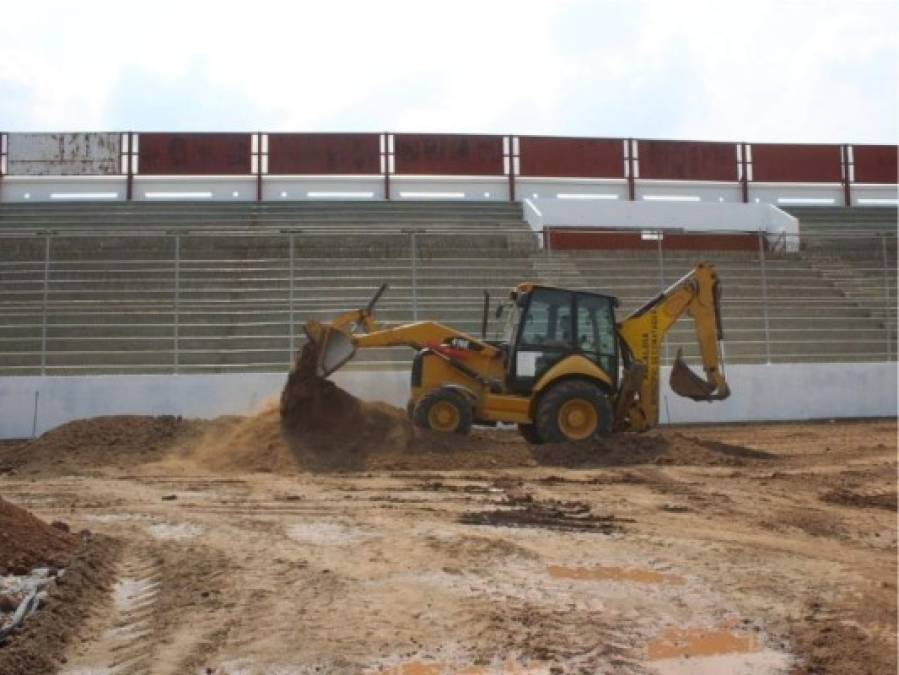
0,201,895,375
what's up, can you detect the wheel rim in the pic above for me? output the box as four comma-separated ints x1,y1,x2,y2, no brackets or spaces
428,401,460,432
557,399,598,440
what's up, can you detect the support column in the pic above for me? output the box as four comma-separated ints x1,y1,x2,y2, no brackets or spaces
757,230,772,364
626,139,637,201
505,135,518,201
739,142,749,203
1,132,7,202
125,132,134,201
381,133,393,200
841,145,853,207
173,235,180,374
40,236,51,375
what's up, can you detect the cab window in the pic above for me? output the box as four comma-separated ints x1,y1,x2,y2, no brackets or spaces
519,289,573,349
575,293,617,375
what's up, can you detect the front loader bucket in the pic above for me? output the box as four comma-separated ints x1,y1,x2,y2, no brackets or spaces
307,325,357,377
669,349,730,401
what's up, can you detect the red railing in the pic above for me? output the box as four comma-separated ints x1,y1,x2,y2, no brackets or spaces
750,143,843,183
267,133,381,175
0,131,894,204
138,133,251,175
392,133,504,175
517,136,624,178
636,139,739,182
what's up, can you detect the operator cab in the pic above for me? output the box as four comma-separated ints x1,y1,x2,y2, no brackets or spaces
496,283,619,395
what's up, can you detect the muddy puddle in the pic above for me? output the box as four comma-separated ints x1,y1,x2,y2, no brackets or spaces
646,625,792,674
459,493,625,534
547,564,685,585
370,657,551,674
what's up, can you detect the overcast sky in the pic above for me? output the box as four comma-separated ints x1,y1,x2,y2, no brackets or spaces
1,0,896,143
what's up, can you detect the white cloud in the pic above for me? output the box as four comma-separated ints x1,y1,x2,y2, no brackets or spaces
0,0,895,142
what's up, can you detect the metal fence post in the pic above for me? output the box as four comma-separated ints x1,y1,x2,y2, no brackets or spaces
410,231,418,321
288,233,295,363
173,234,180,374
40,235,50,375
757,229,772,364
881,233,893,360
656,232,669,364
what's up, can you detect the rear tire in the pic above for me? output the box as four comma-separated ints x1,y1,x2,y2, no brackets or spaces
535,380,612,443
413,388,473,435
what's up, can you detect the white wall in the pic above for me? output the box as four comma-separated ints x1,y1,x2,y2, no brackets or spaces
0,176,127,202
523,198,800,252
1,362,894,439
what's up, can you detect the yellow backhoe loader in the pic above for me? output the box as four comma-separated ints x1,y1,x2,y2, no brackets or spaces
303,262,730,443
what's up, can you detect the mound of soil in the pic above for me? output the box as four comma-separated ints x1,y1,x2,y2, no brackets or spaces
820,487,898,511
172,342,780,474
531,431,768,468
1,415,189,475
278,342,416,470
0,342,779,476
0,536,118,675
0,498,78,575
178,406,298,474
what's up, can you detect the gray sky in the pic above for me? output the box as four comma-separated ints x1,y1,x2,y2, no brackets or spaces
1,0,896,143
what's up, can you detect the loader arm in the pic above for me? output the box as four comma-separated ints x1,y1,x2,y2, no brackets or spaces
615,262,730,432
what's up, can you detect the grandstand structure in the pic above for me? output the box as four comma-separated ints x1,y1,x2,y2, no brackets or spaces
0,132,895,378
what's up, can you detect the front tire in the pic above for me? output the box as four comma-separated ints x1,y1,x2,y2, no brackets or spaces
535,380,612,443
413,388,473,434
518,423,542,444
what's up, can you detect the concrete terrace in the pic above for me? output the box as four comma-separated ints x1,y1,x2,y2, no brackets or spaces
0,201,895,375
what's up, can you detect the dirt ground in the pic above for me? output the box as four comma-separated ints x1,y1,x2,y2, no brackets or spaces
0,417,895,674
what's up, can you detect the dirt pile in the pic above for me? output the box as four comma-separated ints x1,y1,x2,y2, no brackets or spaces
176,405,298,474
531,431,774,468
1,415,189,475
0,536,118,675
0,343,783,476
278,342,416,470
0,498,78,575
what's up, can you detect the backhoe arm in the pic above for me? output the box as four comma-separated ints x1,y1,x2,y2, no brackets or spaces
615,262,730,432
303,283,504,378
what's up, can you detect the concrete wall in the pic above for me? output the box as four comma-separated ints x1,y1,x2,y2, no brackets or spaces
1,362,895,439
523,198,800,252
7,133,122,176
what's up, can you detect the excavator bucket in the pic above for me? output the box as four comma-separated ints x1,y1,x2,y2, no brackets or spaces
669,349,730,401
307,324,357,377
301,284,389,378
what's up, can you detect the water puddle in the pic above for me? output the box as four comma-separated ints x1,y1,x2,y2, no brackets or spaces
287,521,375,546
146,522,204,541
112,577,158,613
371,659,550,674
547,564,685,585
648,625,755,659
84,512,157,523
645,624,792,675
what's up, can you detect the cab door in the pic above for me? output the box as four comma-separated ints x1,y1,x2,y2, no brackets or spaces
574,292,619,387
508,288,575,394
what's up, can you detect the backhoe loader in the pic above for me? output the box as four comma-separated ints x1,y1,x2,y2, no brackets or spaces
302,262,730,443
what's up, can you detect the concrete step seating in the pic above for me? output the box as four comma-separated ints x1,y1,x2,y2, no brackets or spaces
1,203,896,374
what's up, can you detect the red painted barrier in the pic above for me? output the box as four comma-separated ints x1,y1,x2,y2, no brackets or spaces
852,145,898,184
637,140,738,181
268,133,380,175
751,144,842,183
139,133,251,175
547,229,759,251
393,134,503,175
518,136,624,178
